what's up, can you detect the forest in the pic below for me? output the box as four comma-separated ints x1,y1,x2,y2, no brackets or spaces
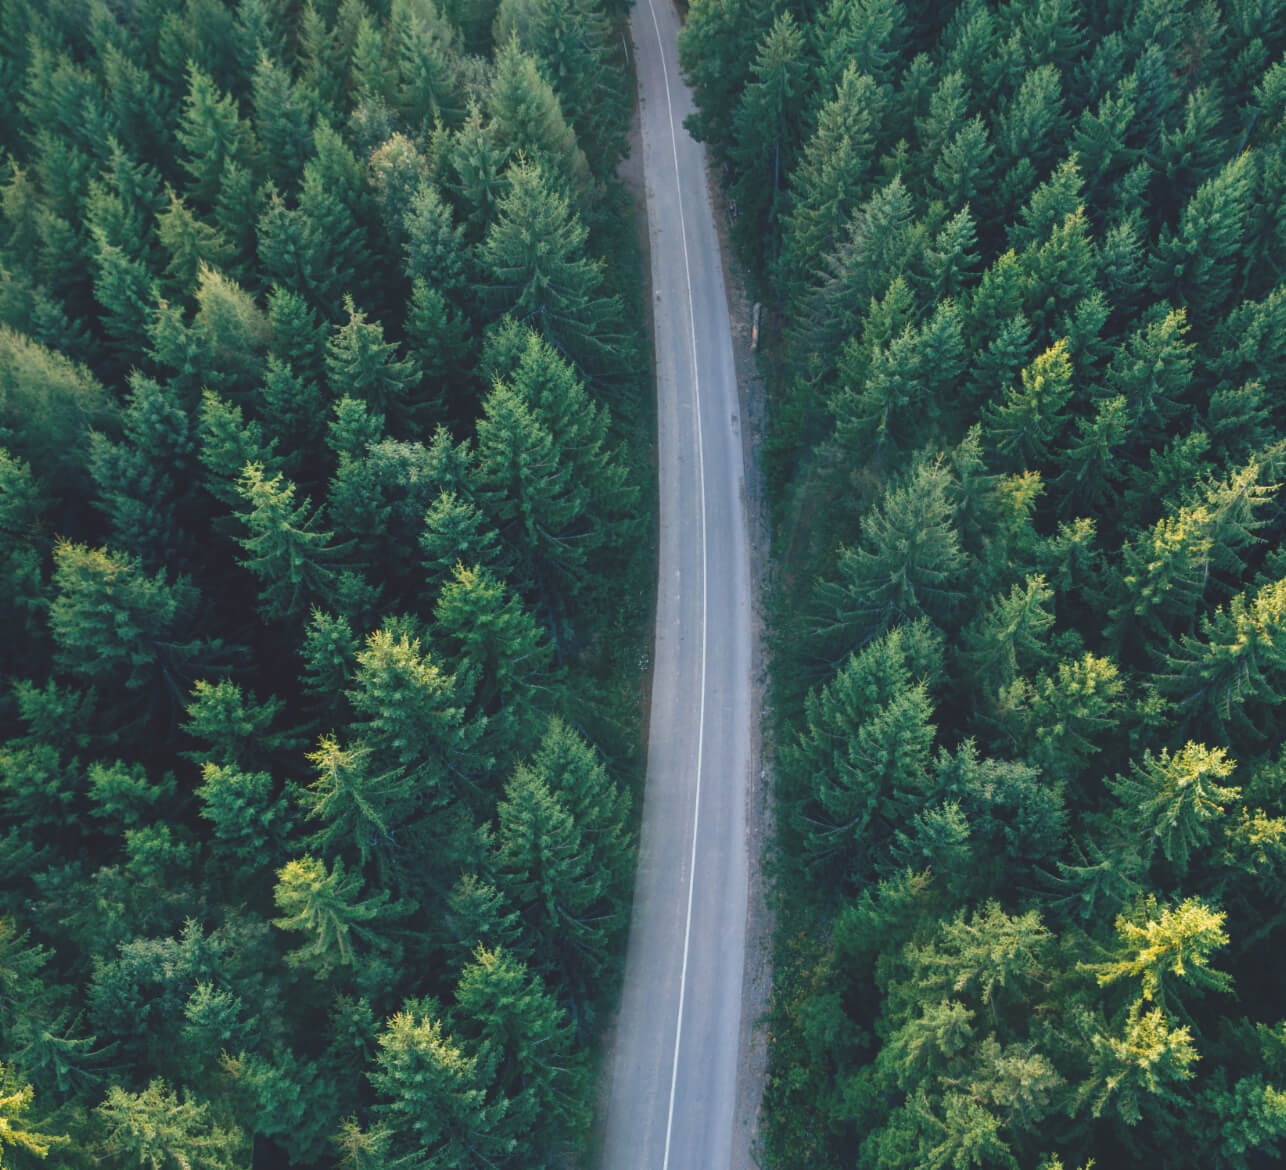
0,0,648,1165
678,0,1286,1167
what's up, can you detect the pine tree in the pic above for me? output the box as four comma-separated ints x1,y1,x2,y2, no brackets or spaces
791,175,916,371
493,0,628,174
474,160,625,372
832,299,966,456
525,717,633,906
961,574,1055,694
782,624,941,876
370,1009,514,1170
779,66,887,302
402,183,468,295
472,381,585,611
1160,576,1286,743
234,463,346,626
434,562,555,761
678,0,773,160
95,1079,247,1169
1019,652,1125,785
272,854,402,973
811,457,968,654
49,540,225,714
1151,150,1256,321
389,0,460,130
346,625,489,817
451,946,589,1147
155,189,239,297
175,62,259,209
486,36,591,206
404,279,472,409
182,678,300,771
984,338,1075,471
256,356,327,481
196,390,280,510
325,298,420,433
196,762,295,869
299,734,405,872
251,51,317,189
89,372,197,572
1108,742,1240,871
1075,1000,1198,1127
493,765,617,1001
1091,896,1233,1011
0,1060,64,1163
1104,306,1193,442
0,449,46,661
728,12,809,271
420,489,504,596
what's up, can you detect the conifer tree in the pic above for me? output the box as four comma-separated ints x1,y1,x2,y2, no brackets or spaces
48,541,223,711
434,562,554,761
96,1080,248,1170
370,1009,514,1170
728,12,809,270
251,52,317,189
811,457,968,654
272,854,402,974
493,0,628,174
325,298,420,433
474,160,625,372
234,463,346,626
1109,743,1239,871
452,945,589,1147
486,36,591,206
175,62,258,209
493,765,617,1001
779,66,887,302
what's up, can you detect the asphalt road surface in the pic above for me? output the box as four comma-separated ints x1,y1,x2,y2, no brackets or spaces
599,1,754,1168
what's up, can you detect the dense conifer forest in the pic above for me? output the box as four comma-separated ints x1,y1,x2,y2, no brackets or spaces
679,0,1286,1166
0,0,647,1164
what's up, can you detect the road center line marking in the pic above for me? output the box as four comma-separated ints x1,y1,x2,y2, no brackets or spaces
642,2,710,1168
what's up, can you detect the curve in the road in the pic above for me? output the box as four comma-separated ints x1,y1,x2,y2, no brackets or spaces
600,0,754,1167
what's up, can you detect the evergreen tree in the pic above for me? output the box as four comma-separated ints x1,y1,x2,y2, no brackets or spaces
451,946,589,1148
175,62,258,209
779,66,887,302
1151,151,1256,322
728,12,809,270
96,1079,249,1170
48,541,225,716
88,372,197,571
492,765,617,1002
493,0,628,174
370,1008,514,1170
474,160,625,372
486,36,591,206
325,298,420,433
811,457,968,654
272,854,402,974
234,463,346,626
434,562,554,761
251,51,317,189
1109,742,1240,871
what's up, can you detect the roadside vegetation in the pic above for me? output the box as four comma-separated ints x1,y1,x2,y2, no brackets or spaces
0,0,648,1164
679,1,1286,1166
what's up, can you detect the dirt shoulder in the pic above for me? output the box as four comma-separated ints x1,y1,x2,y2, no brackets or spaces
705,161,776,1170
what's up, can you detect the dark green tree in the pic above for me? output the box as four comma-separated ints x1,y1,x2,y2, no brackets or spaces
474,160,625,372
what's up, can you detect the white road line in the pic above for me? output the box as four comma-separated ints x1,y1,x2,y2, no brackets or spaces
642,2,710,1169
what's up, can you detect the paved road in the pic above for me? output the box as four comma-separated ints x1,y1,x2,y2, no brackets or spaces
600,1,753,1168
